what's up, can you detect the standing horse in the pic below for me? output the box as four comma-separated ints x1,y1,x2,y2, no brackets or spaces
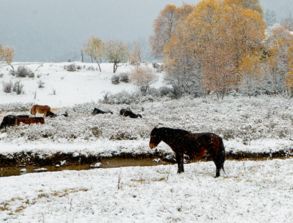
30,105,51,117
0,115,29,129
149,127,225,177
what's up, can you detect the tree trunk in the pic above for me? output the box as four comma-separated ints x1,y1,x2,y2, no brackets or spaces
97,63,102,72
113,62,118,73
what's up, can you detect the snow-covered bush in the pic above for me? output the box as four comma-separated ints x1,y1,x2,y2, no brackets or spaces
2,81,13,93
130,66,156,95
64,64,81,72
158,86,175,98
119,73,129,83
12,81,24,95
38,80,45,88
111,75,120,85
11,66,34,78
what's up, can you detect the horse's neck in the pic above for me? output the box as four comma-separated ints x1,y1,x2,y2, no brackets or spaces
160,129,177,146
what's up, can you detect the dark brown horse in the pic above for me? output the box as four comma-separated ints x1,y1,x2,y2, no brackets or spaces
149,127,225,177
15,117,45,125
92,108,113,115
0,115,29,129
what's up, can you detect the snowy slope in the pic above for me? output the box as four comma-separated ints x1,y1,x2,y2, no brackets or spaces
0,62,164,107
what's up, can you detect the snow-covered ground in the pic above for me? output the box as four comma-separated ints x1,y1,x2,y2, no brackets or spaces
0,62,292,156
0,159,292,222
0,62,164,107
0,95,292,156
0,62,292,222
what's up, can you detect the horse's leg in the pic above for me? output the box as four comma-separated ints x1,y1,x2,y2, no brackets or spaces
213,149,225,178
175,152,184,173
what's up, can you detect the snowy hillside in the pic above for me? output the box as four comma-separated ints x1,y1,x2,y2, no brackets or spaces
0,62,164,107
0,62,292,157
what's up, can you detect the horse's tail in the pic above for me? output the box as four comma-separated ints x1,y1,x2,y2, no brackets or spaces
219,139,226,174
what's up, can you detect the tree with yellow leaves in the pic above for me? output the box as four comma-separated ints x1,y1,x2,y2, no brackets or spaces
185,0,265,97
159,0,265,97
263,25,293,94
0,44,15,71
224,0,263,15
150,4,194,58
286,40,293,96
84,37,104,72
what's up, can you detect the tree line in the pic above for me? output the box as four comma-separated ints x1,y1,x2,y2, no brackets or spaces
150,0,293,97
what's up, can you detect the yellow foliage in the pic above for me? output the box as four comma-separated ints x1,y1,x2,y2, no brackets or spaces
150,3,194,57
0,45,14,65
180,0,265,92
224,0,263,14
286,41,293,91
84,37,104,62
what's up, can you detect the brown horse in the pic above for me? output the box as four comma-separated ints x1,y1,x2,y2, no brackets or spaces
15,117,45,125
31,105,51,116
149,127,225,177
0,115,29,129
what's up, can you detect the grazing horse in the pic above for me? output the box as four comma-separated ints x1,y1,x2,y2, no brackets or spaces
15,117,45,125
149,127,225,177
92,108,113,115
120,108,142,118
46,111,57,118
0,115,29,129
30,105,51,116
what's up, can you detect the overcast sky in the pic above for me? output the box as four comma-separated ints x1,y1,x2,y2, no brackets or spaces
0,0,292,62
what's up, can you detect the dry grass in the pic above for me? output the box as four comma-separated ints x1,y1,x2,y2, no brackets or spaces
0,187,89,216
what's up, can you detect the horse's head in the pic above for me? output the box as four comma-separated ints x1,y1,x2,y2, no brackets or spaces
149,127,162,149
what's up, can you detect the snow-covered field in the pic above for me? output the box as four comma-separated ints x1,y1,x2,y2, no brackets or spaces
0,159,292,222
0,62,292,156
0,62,292,222
0,62,165,107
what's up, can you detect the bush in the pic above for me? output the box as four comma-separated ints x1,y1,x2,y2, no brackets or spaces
13,81,24,95
111,75,120,85
0,73,4,78
38,80,45,88
2,81,13,93
119,73,129,83
130,66,156,95
64,64,77,72
12,66,35,78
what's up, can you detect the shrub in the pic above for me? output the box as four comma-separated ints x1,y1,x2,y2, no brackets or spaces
111,75,120,85
159,86,175,97
38,80,45,88
64,64,77,72
119,73,129,83
2,81,13,93
130,66,156,95
12,66,35,78
13,81,24,95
